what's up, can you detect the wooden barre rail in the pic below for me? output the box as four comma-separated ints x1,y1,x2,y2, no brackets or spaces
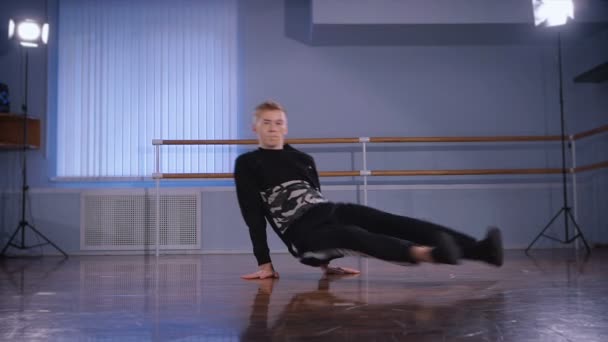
574,160,608,173
368,136,562,143
572,124,608,140
369,168,564,176
153,124,607,180
156,135,563,146
154,123,607,146
154,162,608,179
158,138,357,145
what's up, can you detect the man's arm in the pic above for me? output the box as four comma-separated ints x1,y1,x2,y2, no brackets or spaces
234,155,278,278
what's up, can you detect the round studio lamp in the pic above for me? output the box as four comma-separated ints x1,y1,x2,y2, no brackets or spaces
532,0,574,27
8,18,49,47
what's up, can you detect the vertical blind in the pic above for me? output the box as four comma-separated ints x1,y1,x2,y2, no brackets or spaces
57,0,237,178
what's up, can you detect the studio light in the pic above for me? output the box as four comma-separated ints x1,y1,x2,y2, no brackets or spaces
8,18,50,48
532,0,574,27
526,0,591,255
2,18,67,257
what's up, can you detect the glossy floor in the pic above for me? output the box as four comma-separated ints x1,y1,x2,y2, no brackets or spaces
0,250,606,341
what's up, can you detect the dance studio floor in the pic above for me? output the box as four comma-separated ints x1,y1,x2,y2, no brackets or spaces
1,250,606,341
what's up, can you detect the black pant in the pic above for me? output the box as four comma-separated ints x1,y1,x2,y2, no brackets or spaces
286,202,478,266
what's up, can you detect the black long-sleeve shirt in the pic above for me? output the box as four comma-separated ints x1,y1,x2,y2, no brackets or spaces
234,144,329,265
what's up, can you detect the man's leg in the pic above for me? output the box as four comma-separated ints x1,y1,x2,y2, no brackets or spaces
293,223,460,266
330,203,502,266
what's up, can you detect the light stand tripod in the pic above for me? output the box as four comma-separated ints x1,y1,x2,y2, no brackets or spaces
1,48,68,258
525,31,590,255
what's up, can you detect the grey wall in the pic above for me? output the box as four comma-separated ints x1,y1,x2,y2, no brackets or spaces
1,0,606,257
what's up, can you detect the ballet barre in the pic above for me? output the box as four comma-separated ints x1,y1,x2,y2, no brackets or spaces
150,124,608,256
154,164,608,179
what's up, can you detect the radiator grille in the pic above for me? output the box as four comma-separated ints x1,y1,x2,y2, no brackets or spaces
81,191,200,250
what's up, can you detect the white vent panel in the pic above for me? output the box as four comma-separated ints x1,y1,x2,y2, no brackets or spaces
81,190,200,250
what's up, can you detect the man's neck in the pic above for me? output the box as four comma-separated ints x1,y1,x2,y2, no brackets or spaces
259,144,284,150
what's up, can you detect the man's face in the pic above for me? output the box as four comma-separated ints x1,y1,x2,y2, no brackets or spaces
253,109,288,149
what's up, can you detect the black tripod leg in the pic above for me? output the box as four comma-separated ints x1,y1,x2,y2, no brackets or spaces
566,210,591,255
25,223,69,257
1,224,24,255
526,207,564,253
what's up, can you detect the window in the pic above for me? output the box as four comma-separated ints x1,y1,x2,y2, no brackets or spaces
56,0,237,178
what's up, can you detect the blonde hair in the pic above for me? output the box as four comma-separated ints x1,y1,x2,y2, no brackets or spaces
253,100,286,122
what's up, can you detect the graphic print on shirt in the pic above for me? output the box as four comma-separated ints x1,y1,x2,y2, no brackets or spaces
260,180,327,233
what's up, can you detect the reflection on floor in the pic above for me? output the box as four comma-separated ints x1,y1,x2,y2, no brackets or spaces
0,250,606,341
